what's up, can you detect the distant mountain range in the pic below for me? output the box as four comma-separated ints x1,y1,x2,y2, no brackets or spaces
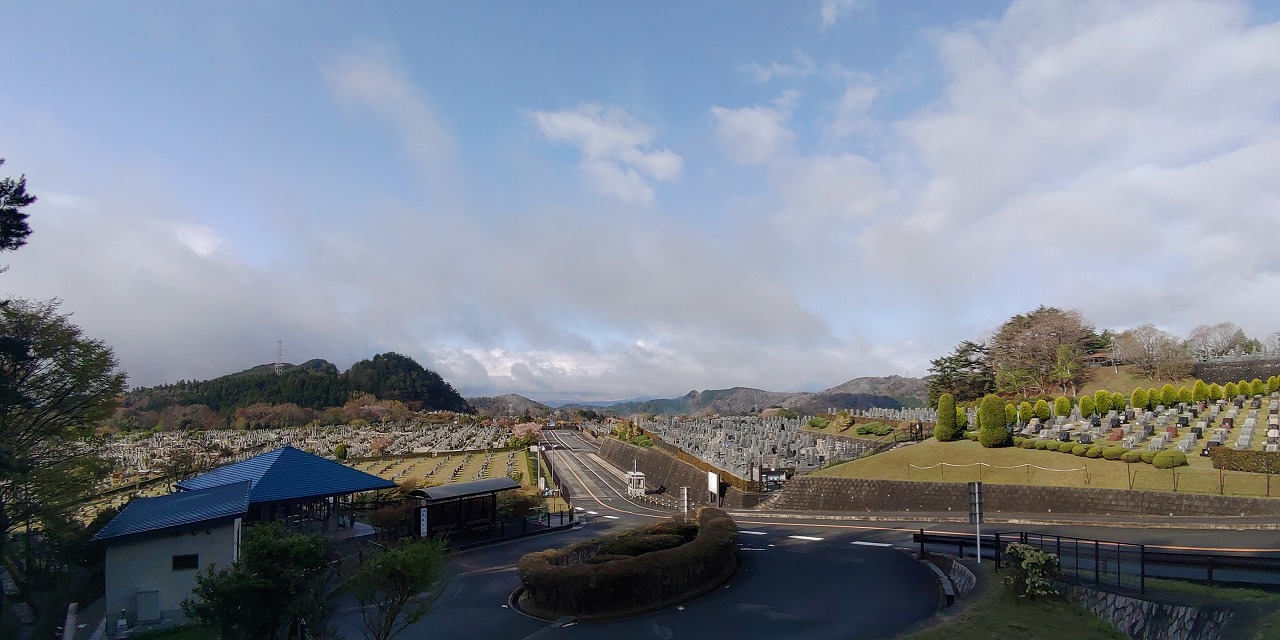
465,375,927,418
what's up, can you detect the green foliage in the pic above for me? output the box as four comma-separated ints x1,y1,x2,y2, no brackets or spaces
1004,403,1017,426
1102,447,1125,460
1,299,126,565
1018,401,1033,422
1209,383,1223,401
808,416,831,429
1003,542,1059,601
1192,380,1210,403
1130,388,1149,411
1140,450,1157,464
1033,440,1049,450
1152,450,1188,469
1224,382,1238,399
1161,383,1178,407
1268,376,1280,394
1251,378,1265,397
1033,398,1051,421
497,490,546,519
978,395,1010,448
1072,444,1088,456
1093,390,1111,416
1178,386,1193,404
1079,395,1095,418
1121,451,1142,463
989,306,1094,397
966,430,980,441
1147,387,1160,407
927,340,995,405
935,394,959,442
1208,448,1280,474
347,352,471,412
1112,392,1126,411
0,158,35,251
1085,445,1105,458
855,422,894,436
349,537,451,640
1054,396,1071,417
956,407,969,430
334,442,348,460
183,521,335,640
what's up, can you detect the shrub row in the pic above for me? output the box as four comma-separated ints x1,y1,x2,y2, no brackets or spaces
855,422,894,436
1008,437,1187,466
1207,447,1280,474
517,508,737,618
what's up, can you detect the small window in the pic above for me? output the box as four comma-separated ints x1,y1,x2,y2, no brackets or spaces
172,554,199,571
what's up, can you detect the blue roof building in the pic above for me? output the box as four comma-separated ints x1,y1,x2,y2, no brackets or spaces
177,444,395,504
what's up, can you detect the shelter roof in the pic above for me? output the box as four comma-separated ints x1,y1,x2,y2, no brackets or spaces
91,481,251,543
177,445,395,504
412,477,520,502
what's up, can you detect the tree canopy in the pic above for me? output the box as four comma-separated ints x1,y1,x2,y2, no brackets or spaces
988,306,1096,397
926,340,994,406
0,158,35,252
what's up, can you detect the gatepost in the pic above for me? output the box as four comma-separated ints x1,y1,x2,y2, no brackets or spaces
969,481,983,564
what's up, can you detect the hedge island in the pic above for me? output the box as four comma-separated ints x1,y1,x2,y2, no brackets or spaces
516,508,738,619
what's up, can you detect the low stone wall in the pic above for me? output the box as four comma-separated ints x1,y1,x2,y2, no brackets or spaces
1193,357,1280,385
1062,584,1233,640
948,560,977,598
760,476,1280,517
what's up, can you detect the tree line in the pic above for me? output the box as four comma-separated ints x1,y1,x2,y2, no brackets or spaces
928,306,1276,406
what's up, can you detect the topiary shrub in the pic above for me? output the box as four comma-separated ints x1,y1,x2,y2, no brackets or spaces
1153,450,1188,469
1102,447,1125,460
1140,450,1157,464
1013,437,1027,447
1072,444,1088,456
1085,445,1105,458
1035,440,1050,450
966,431,980,441
978,394,1011,448
934,393,959,441
1058,442,1075,452
1121,451,1142,463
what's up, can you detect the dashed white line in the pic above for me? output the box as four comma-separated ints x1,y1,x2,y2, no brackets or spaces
739,530,767,536
602,515,621,519
740,547,768,551
851,541,893,547
586,511,599,515
789,535,824,541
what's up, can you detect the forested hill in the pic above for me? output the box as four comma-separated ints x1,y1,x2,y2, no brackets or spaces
120,352,472,424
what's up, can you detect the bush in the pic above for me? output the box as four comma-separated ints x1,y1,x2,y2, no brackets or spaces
978,394,1010,447
1003,543,1059,600
1140,450,1157,464
966,431,980,442
1059,442,1076,453
808,417,831,429
855,422,894,436
1102,447,1125,460
1085,445,1105,458
934,393,958,442
1153,450,1188,469
1208,447,1280,474
1034,440,1050,450
1013,436,1027,447
1121,451,1142,463
1072,444,1088,456
599,533,688,557
517,508,737,618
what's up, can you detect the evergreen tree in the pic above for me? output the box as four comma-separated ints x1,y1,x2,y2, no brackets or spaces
1034,398,1051,421
1160,383,1178,407
978,394,1010,447
1079,395,1095,418
1054,396,1071,418
934,393,958,441
1209,383,1223,401
1130,388,1148,411
1094,390,1112,415
1224,382,1238,399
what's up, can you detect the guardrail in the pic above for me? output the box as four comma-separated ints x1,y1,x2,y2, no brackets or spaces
914,530,1280,593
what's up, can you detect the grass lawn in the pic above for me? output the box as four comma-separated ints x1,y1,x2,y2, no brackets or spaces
901,566,1125,640
814,438,1280,497
1078,367,1195,398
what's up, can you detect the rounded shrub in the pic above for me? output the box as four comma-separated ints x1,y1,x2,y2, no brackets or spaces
978,394,1011,447
966,431,980,441
1121,451,1142,463
1059,442,1076,452
1013,437,1027,447
1153,450,1188,469
1140,451,1157,464
1085,445,1105,458
1102,447,1125,460
1072,444,1088,456
1034,440,1050,450
935,393,959,441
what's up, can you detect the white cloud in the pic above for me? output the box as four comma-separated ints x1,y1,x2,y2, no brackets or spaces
826,79,880,139
529,104,682,205
820,0,872,29
739,53,816,83
710,93,797,165
174,223,224,257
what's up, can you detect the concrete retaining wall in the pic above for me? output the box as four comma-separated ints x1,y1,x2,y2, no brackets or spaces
1062,585,1233,640
760,476,1280,517
597,438,769,509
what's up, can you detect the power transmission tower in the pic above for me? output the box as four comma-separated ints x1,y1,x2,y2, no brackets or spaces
273,340,284,375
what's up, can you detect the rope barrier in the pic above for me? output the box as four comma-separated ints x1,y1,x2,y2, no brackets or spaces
908,462,1086,473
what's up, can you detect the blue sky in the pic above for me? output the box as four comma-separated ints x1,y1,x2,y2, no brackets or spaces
3,1,1279,402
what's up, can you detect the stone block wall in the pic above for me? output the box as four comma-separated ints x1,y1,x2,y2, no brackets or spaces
760,476,1280,517
599,438,719,505
1062,584,1233,640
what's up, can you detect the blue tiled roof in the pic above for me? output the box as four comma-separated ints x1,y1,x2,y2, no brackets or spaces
177,445,396,504
91,481,251,542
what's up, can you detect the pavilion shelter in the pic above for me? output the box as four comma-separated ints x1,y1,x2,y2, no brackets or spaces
407,477,520,538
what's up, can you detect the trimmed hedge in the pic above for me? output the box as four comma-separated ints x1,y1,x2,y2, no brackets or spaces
1121,451,1142,463
1208,447,1280,474
1153,450,1188,469
517,508,737,618
1085,445,1105,459
1102,447,1125,460
1140,451,1157,464
1034,440,1051,450
1072,444,1088,456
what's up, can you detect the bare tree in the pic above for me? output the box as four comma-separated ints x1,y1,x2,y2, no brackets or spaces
1186,322,1248,359
1115,324,1191,380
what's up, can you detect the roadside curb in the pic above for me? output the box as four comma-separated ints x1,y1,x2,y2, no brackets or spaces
728,511,1280,530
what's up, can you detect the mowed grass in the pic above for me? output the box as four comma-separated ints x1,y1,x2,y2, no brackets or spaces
351,450,532,488
814,438,1280,497
902,566,1125,640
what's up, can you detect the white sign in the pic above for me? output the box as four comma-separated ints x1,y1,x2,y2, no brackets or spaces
707,471,720,495
418,507,429,537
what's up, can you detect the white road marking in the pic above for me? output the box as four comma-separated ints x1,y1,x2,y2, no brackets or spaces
789,535,824,541
740,547,768,551
739,530,767,536
851,541,893,547
586,511,599,515
602,515,621,519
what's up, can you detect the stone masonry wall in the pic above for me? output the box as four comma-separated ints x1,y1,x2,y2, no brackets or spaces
1062,585,1233,640
761,476,1280,517
597,438,771,509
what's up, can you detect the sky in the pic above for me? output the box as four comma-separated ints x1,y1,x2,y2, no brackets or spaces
2,1,1279,403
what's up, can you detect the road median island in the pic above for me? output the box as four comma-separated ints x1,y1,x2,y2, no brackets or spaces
515,507,738,620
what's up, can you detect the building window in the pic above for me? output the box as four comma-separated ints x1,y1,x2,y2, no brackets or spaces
172,554,199,571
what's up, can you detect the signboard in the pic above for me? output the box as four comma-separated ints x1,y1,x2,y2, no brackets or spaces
707,471,720,495
968,481,983,524
418,507,429,537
